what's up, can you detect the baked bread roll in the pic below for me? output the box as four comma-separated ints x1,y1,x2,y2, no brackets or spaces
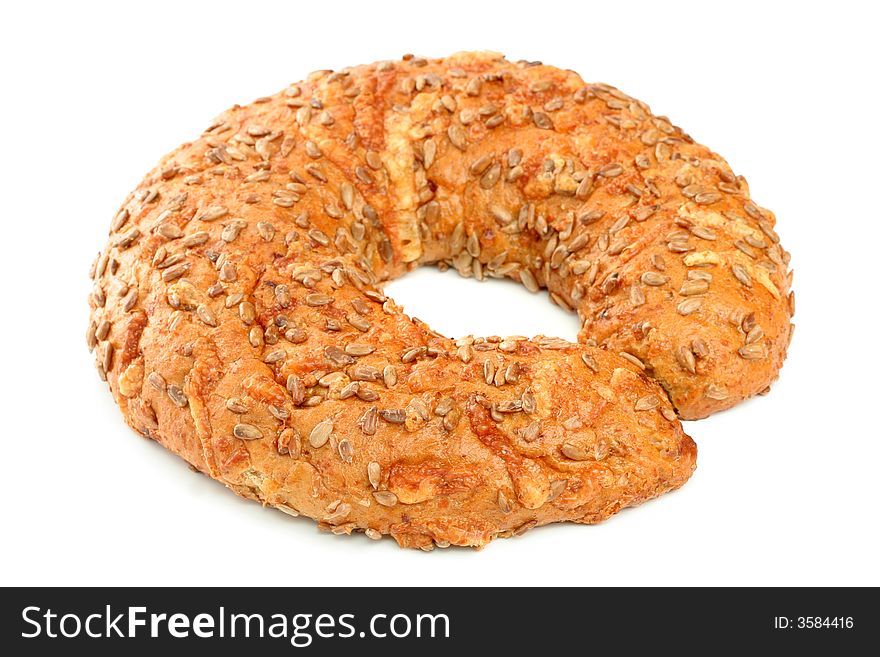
87,51,791,548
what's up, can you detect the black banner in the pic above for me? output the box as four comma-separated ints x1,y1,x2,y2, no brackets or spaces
1,587,873,654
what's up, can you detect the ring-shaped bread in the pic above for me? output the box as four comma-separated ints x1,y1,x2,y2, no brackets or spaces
87,52,792,548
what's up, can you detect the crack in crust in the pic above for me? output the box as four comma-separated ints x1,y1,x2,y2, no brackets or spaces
86,51,793,548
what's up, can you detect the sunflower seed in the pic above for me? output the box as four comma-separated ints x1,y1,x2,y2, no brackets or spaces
367,462,382,489
285,327,307,343
197,206,228,222
561,441,590,461
305,293,331,306
222,220,247,242
497,400,522,413
339,381,359,400
275,427,302,459
359,407,379,435
480,163,501,189
281,376,303,407
732,263,752,287
470,154,494,176
599,163,623,177
111,208,130,232
575,176,594,199
634,395,661,411
338,439,354,463
380,409,406,424
629,284,646,307
233,423,263,440
695,191,722,205
434,397,454,416
735,239,757,259
364,150,383,170
619,351,646,369
167,384,188,407
548,479,567,502
705,384,729,400
344,343,374,357
639,272,667,288
341,312,369,333
324,502,351,524
447,124,467,150
690,225,717,240
400,346,426,363
196,304,217,327
147,372,166,391
95,320,111,341
738,344,765,360
325,346,354,366
677,298,703,315
679,280,709,296
409,398,430,420
422,139,437,169
264,349,286,364
161,262,191,282
676,346,697,374
442,408,461,431
520,269,539,292
101,343,114,373
338,183,355,211
580,353,600,372
521,390,537,414
483,358,495,385
351,365,381,382
182,231,209,247
225,396,248,414
667,240,693,253
532,112,553,129
373,491,398,507
745,325,764,344
157,223,183,240
578,209,604,225
309,419,333,448
514,520,537,536
520,421,541,443
357,386,379,402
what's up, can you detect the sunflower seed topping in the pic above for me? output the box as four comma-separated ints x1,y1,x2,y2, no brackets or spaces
738,343,765,360
167,385,188,407
359,407,379,435
561,441,590,461
367,461,381,489
233,423,263,440
373,491,398,507
634,395,661,411
677,298,703,315
641,271,668,286
309,419,333,448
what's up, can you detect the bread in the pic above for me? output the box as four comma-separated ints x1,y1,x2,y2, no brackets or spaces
87,51,791,548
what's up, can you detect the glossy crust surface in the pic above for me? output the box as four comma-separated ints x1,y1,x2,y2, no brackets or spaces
87,52,791,547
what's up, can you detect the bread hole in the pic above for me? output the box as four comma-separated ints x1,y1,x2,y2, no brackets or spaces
383,266,580,341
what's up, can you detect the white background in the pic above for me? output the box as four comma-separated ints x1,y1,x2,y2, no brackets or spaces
2,0,878,587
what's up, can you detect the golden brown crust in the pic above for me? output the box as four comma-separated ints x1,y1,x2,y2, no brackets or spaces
87,51,791,548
